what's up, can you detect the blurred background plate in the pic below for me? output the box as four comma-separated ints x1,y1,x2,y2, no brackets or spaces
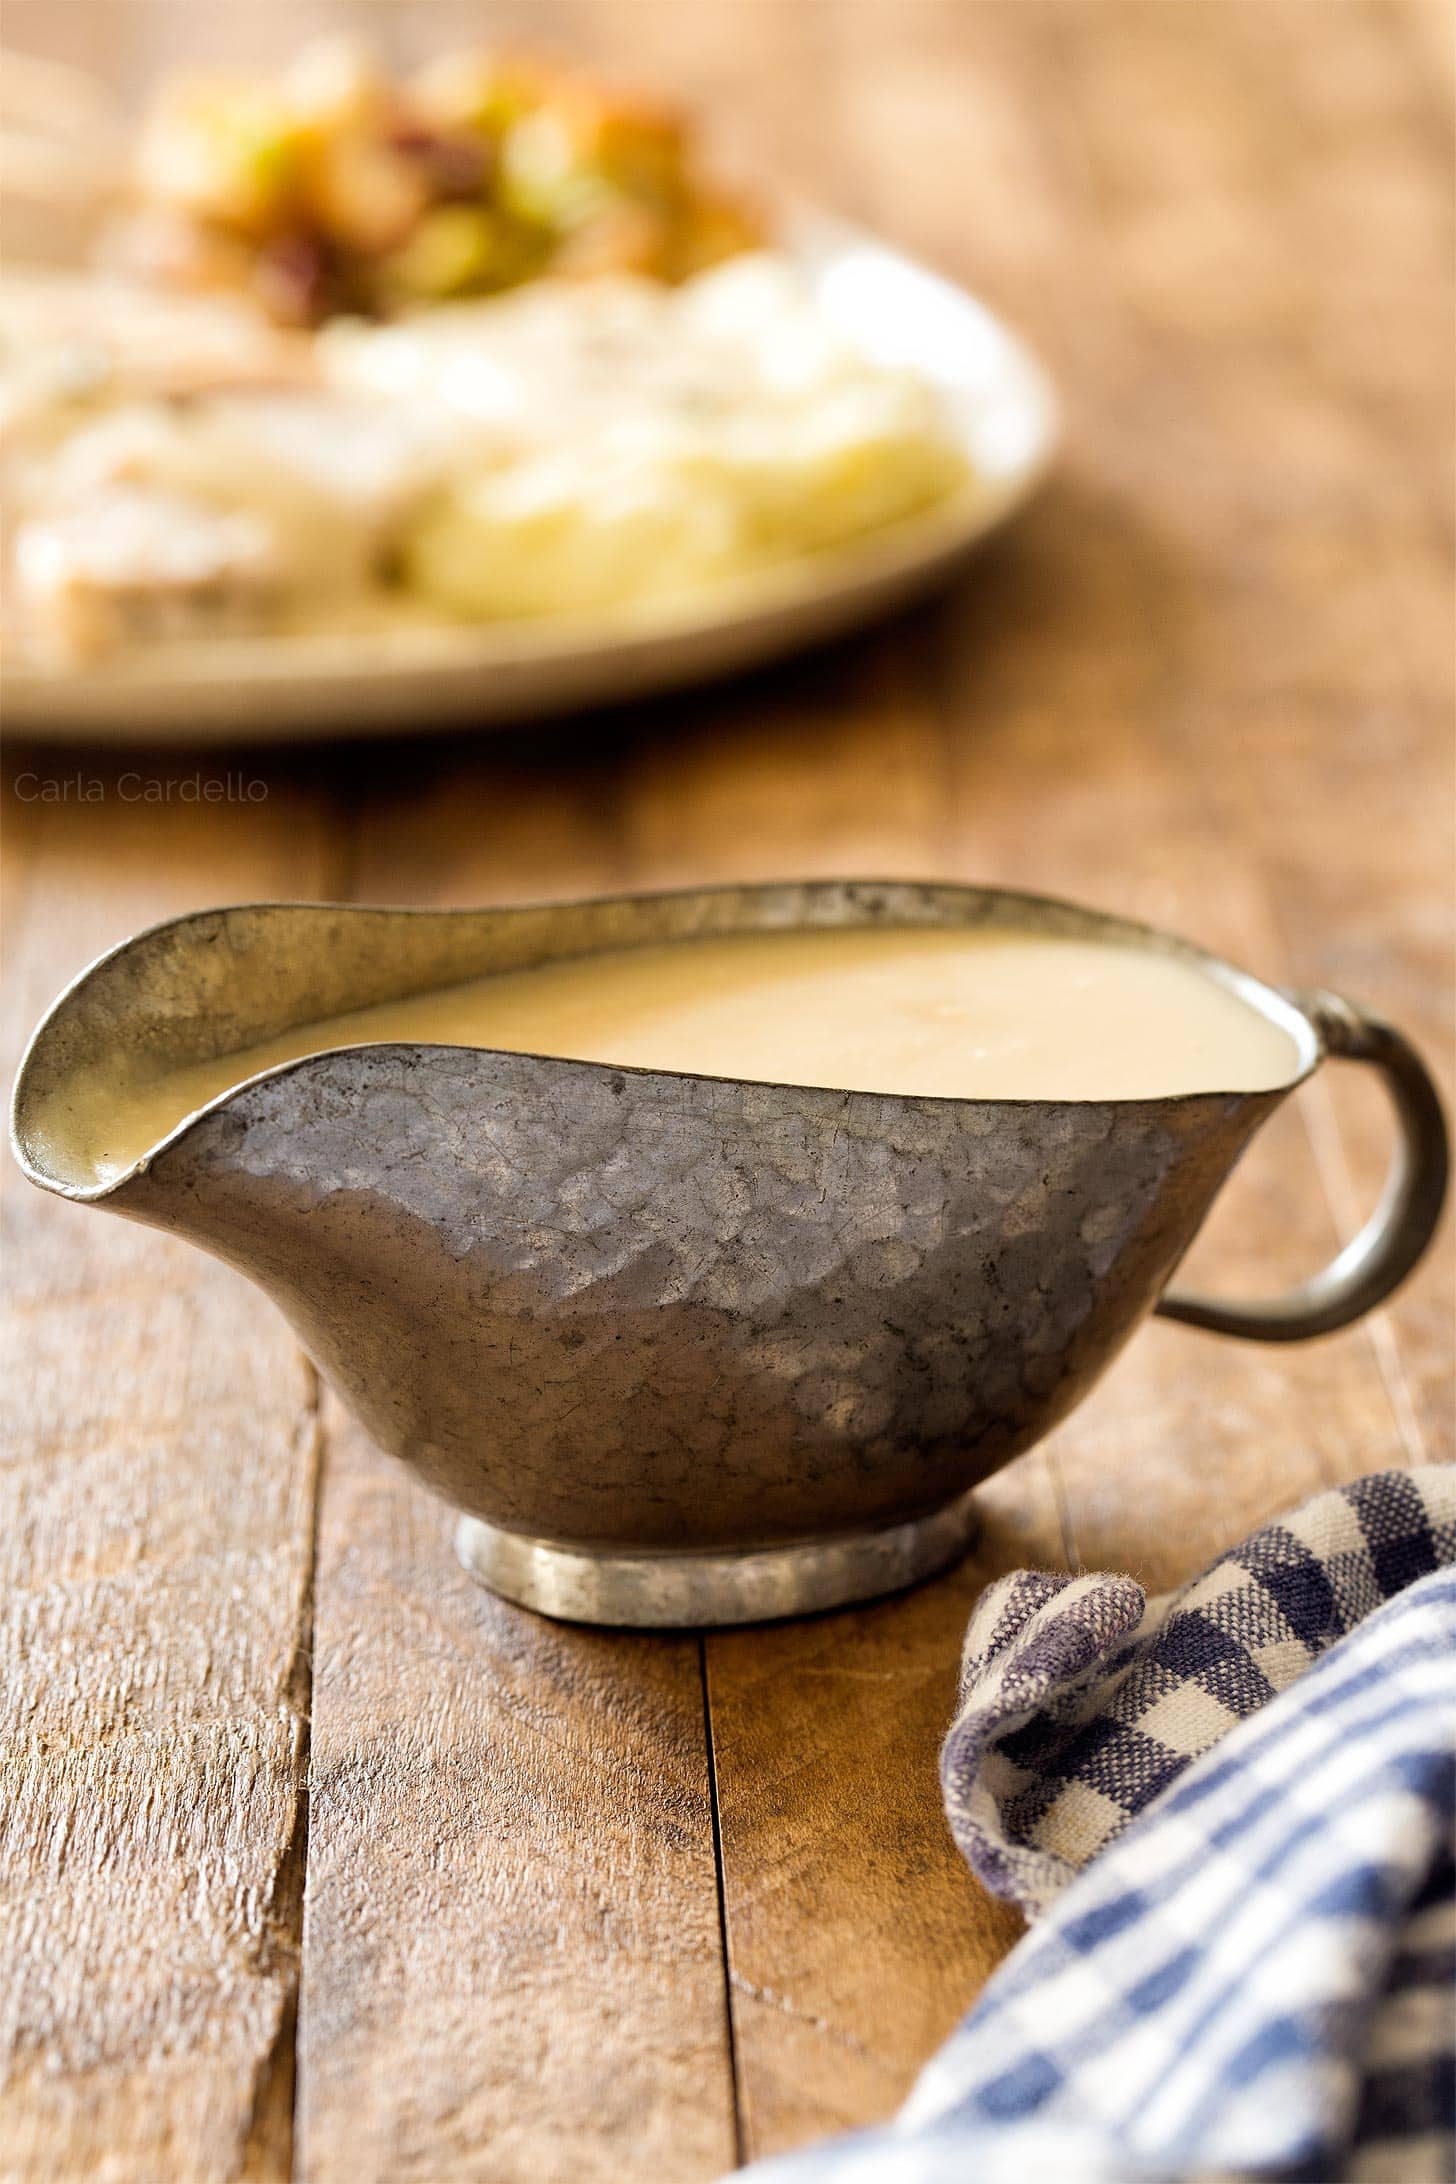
3,214,1058,743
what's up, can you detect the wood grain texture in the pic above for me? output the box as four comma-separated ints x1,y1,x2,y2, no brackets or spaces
607,661,1073,2151
297,1403,736,2184
2,1,1451,2178
293,790,739,2184
0,764,342,2181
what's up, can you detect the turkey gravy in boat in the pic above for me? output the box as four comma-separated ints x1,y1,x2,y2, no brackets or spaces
49,924,1302,1188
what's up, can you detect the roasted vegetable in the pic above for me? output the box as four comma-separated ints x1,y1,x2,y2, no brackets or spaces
118,40,763,325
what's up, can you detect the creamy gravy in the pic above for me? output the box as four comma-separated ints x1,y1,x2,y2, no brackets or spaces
61,925,1302,1186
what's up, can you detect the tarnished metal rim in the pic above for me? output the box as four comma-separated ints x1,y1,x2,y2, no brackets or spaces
9,877,1322,1204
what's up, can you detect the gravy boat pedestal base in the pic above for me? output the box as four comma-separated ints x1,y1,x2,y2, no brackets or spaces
454,1488,981,1626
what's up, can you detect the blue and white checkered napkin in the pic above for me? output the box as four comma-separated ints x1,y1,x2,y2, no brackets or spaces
943,1465,1456,1918
741,1467,1456,2184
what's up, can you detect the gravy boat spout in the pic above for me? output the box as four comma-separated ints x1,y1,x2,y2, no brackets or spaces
11,883,1446,1626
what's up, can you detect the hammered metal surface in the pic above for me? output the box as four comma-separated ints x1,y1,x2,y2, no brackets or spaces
117,1039,1282,1550
12,884,1308,1567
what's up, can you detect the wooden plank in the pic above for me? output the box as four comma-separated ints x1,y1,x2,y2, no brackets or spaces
1024,0,1452,1484
903,0,1450,1577
285,673,1071,2174
691,0,1454,2159
615,636,1072,2154
0,758,340,2181
298,1403,735,2184
293,763,738,2182
1053,0,1452,1465
1148,0,1456,1465
700,1546,1031,2155
622,628,1393,2158
925,575,1429,1566
290,650,1067,2178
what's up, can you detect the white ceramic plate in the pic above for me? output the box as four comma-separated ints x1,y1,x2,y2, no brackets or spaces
3,216,1058,743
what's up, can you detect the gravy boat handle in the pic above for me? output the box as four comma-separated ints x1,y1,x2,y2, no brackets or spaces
1156,991,1448,1342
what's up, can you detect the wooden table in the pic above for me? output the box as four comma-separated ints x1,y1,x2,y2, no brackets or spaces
3,3,1451,2177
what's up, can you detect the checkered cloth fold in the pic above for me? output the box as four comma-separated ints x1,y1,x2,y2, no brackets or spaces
735,1468,1456,2184
943,1466,1456,1916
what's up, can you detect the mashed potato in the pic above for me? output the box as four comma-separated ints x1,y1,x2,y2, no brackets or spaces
3,255,971,658
330,255,971,618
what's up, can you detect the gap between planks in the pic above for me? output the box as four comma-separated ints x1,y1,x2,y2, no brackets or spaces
698,1639,748,2171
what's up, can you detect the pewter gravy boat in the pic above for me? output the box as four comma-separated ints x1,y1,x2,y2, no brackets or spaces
12,883,1447,1625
